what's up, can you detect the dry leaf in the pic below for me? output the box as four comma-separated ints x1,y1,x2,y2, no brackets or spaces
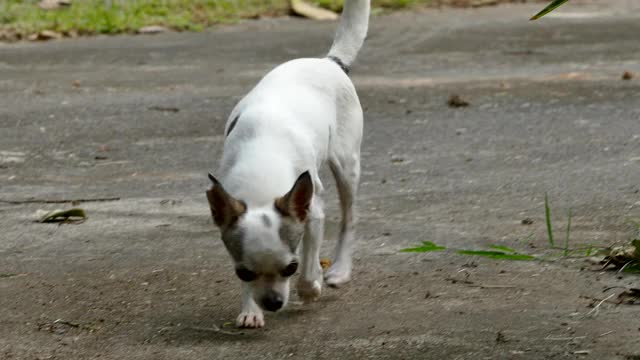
36,208,86,223
448,94,470,108
617,288,640,305
138,26,169,34
320,258,332,270
290,0,338,21
38,0,71,10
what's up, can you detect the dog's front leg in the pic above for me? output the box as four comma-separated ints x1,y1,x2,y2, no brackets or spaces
236,282,264,328
297,198,324,302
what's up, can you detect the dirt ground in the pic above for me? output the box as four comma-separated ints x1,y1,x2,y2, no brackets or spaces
1,1,640,359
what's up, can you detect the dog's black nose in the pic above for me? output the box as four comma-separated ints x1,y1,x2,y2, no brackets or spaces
261,292,283,312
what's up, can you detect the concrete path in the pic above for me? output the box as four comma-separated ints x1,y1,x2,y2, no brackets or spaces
1,1,639,359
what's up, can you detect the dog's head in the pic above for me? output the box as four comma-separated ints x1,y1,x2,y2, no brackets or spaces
206,172,312,312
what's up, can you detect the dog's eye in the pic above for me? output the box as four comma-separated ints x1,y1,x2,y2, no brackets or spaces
280,261,298,277
235,267,257,282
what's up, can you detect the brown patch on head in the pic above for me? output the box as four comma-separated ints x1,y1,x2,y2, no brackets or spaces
206,173,247,229
274,171,313,222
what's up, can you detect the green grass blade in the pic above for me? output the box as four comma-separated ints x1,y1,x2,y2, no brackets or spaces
564,208,572,257
457,250,536,261
400,241,446,253
544,192,554,247
585,244,593,257
530,0,570,21
488,245,516,253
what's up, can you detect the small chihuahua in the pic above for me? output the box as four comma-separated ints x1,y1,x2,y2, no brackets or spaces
206,0,370,328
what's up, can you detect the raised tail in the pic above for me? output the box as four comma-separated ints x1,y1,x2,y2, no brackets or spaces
327,0,370,74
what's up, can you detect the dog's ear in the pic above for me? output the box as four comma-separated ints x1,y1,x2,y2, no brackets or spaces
206,174,246,228
274,171,314,222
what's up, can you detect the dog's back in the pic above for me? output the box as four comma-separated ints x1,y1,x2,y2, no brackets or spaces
219,0,370,202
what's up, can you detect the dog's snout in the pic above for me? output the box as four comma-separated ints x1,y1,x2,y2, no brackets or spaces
261,291,284,312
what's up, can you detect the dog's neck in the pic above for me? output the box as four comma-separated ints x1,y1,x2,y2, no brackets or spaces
219,144,298,207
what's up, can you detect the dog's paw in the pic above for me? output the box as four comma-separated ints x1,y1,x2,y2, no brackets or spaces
236,310,265,328
324,262,351,288
296,278,322,303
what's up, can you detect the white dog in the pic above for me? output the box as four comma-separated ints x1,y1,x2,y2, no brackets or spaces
206,0,370,328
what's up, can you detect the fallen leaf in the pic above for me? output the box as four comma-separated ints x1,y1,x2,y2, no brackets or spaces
38,0,72,10
148,106,180,113
617,288,640,305
138,26,169,34
28,30,63,41
448,94,470,108
320,258,332,270
37,208,86,223
290,0,338,21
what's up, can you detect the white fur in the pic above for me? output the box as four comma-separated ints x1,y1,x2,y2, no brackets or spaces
215,0,370,328
328,0,370,67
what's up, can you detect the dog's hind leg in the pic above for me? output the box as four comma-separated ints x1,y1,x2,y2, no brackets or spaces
325,153,360,287
296,197,325,302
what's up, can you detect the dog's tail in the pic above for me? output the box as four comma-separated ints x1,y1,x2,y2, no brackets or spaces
327,0,370,74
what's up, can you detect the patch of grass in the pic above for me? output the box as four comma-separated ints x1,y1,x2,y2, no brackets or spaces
400,241,446,253
584,244,593,257
0,0,292,38
401,241,536,261
0,0,435,39
544,193,578,257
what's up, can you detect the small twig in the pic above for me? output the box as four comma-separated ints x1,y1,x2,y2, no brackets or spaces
0,273,28,279
599,258,613,271
148,106,180,113
550,246,607,251
0,197,120,205
544,192,554,247
618,261,634,273
53,319,80,328
544,336,586,341
587,293,616,317
467,284,517,289
186,325,242,336
598,331,613,337
602,286,626,292
445,276,474,285
573,350,590,355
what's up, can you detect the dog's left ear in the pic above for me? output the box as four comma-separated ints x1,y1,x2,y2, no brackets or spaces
275,171,313,222
206,173,246,229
